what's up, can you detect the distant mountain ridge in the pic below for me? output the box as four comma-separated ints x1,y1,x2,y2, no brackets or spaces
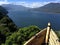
32,3,60,13
2,4,30,11
2,3,60,13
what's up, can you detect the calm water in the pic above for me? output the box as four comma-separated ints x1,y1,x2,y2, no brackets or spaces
8,11,60,30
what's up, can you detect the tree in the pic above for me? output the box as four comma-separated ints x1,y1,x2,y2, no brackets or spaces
4,26,41,45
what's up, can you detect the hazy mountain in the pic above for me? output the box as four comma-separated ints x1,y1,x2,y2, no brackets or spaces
0,6,8,15
2,4,30,11
32,3,60,13
2,3,60,13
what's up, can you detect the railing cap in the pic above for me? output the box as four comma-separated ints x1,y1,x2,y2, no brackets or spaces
48,22,51,27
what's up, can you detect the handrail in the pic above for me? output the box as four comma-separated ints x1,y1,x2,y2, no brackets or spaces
45,22,51,45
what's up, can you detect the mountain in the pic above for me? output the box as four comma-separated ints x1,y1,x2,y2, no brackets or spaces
32,3,60,13
2,3,60,13
2,4,30,11
0,6,17,44
0,6,8,19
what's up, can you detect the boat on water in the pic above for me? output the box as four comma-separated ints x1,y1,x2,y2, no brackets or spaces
24,23,60,45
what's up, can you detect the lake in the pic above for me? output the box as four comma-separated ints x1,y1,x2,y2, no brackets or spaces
8,11,60,30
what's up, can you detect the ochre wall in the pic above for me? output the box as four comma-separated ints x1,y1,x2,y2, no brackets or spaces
24,28,47,45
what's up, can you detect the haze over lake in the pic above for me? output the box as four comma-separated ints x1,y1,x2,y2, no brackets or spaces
8,11,60,30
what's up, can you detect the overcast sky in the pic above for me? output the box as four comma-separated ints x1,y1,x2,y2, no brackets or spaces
0,0,60,8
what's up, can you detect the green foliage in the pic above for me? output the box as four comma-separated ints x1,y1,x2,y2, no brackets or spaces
0,16,17,44
0,16,17,32
4,26,41,45
55,31,60,39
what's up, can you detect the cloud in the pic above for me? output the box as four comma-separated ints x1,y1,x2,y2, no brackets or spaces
11,1,50,8
13,0,60,8
0,1,49,8
0,0,10,5
0,0,60,8
0,1,9,5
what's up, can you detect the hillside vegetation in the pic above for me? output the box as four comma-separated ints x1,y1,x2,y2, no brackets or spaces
55,31,60,39
0,6,17,45
1,25,60,45
3,26,40,45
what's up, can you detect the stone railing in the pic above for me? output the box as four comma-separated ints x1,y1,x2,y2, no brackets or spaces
49,29,60,45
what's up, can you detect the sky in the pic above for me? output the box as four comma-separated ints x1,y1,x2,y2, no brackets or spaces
0,0,60,8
